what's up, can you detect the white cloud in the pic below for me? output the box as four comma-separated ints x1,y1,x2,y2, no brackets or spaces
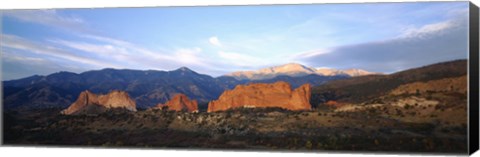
3,3,468,79
49,38,169,70
80,34,132,47
1,34,120,69
217,51,265,67
50,35,217,72
50,39,127,55
3,52,47,63
3,9,225,76
174,47,205,65
4,10,91,33
2,50,85,80
297,14,468,73
80,34,174,61
315,66,333,69
400,20,459,39
291,48,333,59
48,39,133,62
209,36,222,47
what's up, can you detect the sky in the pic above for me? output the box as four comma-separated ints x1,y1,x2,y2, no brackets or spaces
1,2,469,80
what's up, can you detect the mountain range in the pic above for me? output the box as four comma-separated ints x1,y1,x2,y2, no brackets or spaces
3,63,367,109
4,60,466,111
310,59,467,107
225,63,378,80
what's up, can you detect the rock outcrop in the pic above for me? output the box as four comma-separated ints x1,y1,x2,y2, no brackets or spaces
207,81,311,112
154,94,198,112
61,90,137,115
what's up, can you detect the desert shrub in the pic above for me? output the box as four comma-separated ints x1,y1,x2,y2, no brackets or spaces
440,128,450,133
395,109,403,116
426,95,433,100
410,112,417,116
115,140,124,146
224,112,232,119
151,116,158,122
410,123,436,135
305,140,313,149
404,104,412,110
294,115,300,120
316,142,324,149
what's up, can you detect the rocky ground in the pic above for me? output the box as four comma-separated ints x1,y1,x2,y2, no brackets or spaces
3,91,467,154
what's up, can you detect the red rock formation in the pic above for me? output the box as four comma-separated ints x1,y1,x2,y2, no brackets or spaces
154,94,198,112
61,90,137,115
207,81,311,112
324,100,344,108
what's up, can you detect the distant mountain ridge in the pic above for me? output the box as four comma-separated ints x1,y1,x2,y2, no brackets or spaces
225,63,379,80
310,59,467,107
4,60,463,111
3,67,226,109
3,66,347,110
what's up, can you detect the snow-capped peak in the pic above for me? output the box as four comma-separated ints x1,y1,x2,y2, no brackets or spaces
225,63,380,80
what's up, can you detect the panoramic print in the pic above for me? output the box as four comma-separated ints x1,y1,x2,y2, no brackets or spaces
2,2,469,154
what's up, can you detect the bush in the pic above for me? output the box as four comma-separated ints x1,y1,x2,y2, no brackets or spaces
305,140,313,149
404,104,411,110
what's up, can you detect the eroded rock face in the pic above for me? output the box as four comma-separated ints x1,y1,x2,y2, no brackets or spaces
61,90,137,115
207,81,311,112
154,94,198,112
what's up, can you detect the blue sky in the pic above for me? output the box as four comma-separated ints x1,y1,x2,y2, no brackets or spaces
1,2,469,80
